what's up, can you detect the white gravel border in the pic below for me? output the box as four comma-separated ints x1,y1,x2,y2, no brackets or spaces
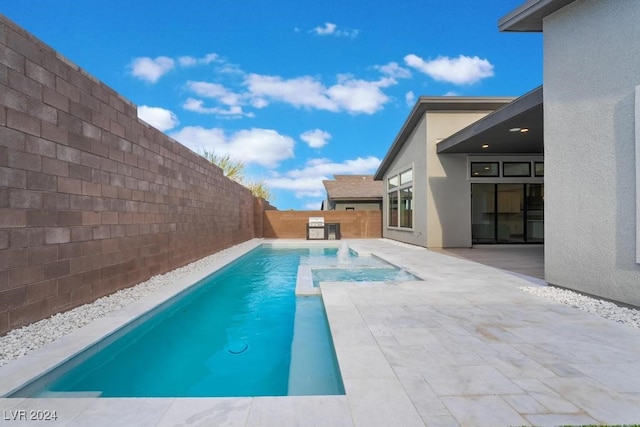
0,240,258,367
521,285,640,329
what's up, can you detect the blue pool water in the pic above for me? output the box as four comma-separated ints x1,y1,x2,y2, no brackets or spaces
312,267,420,287
20,246,344,398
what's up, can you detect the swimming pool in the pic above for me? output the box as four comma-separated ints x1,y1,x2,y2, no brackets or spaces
311,266,420,287
305,243,421,287
12,246,344,398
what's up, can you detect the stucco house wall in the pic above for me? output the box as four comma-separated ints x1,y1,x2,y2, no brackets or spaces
425,112,488,248
543,1,640,304
381,114,428,247
380,109,499,248
333,201,381,211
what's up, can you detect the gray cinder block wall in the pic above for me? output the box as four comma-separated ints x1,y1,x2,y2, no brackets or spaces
0,15,259,335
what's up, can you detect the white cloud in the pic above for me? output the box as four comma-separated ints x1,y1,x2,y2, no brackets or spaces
138,105,179,131
405,91,416,106
266,176,328,198
312,22,359,38
178,53,219,67
184,81,251,118
216,63,245,75
376,62,412,79
182,98,251,117
404,54,494,85
327,75,392,114
130,56,175,83
245,74,337,111
301,129,331,148
314,22,337,35
186,81,242,106
244,73,394,114
265,156,380,198
177,56,197,67
170,126,294,168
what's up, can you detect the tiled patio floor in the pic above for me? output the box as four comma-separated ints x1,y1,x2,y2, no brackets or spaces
431,244,544,280
1,239,639,426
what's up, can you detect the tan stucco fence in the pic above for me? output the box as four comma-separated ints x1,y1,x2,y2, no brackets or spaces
263,210,381,239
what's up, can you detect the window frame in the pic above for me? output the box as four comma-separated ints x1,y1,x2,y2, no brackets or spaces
470,162,500,177
387,167,413,230
503,162,532,178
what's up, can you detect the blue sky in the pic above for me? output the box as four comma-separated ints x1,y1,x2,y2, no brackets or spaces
2,1,542,210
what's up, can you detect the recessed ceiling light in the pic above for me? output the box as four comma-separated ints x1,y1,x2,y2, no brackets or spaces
481,144,489,149
520,128,529,133
509,127,521,132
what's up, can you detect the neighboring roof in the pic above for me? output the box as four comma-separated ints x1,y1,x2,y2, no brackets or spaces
437,86,543,155
323,175,383,201
499,0,577,32
374,97,514,180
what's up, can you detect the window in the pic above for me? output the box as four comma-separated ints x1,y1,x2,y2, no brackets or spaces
400,169,413,185
345,207,355,211
400,187,413,228
387,168,413,229
471,162,499,177
503,162,531,177
388,191,398,227
534,162,544,177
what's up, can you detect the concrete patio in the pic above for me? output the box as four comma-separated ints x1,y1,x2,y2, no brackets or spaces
1,238,639,426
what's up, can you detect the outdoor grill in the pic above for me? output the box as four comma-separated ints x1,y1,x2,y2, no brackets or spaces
306,217,340,240
307,217,326,240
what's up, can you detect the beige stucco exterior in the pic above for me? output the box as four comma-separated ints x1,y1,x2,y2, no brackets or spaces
425,112,488,248
379,104,510,248
332,202,381,211
382,114,428,247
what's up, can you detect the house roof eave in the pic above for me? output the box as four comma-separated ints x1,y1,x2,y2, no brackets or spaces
498,0,577,32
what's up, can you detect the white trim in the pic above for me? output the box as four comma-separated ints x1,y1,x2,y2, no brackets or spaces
385,163,415,230
635,85,640,264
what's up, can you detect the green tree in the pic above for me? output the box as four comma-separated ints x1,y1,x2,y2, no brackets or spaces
201,150,273,202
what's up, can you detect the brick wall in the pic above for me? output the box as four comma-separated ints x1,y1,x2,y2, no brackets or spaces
263,210,382,239
0,15,259,335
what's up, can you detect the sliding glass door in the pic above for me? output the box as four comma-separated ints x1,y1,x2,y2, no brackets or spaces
471,183,544,244
471,184,496,243
526,184,544,242
497,184,524,243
